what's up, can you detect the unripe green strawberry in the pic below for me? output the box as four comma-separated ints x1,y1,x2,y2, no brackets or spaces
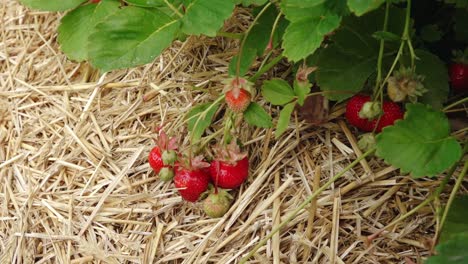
203,189,232,218
159,167,174,182
162,150,177,165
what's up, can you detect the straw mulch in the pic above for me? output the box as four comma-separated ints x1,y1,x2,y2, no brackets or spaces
0,1,456,263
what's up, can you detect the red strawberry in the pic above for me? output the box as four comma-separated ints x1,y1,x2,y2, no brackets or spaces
223,77,253,113
90,0,101,3
346,95,375,132
210,141,249,189
148,147,164,174
225,88,251,113
449,49,468,92
346,95,404,132
173,156,210,202
148,130,178,181
376,100,404,132
449,63,468,91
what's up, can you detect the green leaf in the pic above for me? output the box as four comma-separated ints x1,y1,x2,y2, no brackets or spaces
316,44,377,101
181,0,235,36
282,12,341,61
420,24,443,43
316,7,406,101
236,0,268,6
372,31,401,42
261,79,295,105
19,0,87,11
124,0,168,7
124,0,164,6
413,50,449,109
439,195,468,244
243,102,273,128
376,103,462,178
280,0,344,62
187,102,220,142
454,8,468,42
347,0,385,16
228,4,281,76
58,0,120,62
293,80,311,106
440,0,468,9
425,233,468,264
275,102,295,138
88,7,180,72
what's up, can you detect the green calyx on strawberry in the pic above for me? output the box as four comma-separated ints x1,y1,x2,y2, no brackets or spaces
358,133,376,152
345,94,404,133
209,141,249,189
148,130,178,180
450,48,468,91
203,187,232,218
359,101,382,120
173,156,211,202
386,68,426,103
223,77,253,113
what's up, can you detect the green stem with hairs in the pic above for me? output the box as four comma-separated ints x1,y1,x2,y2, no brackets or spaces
217,31,244,39
402,0,416,68
164,0,183,18
240,148,376,263
249,53,283,82
375,0,414,98
373,1,390,99
443,97,468,112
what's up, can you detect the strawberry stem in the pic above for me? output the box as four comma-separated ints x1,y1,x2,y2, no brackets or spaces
249,53,284,82
164,0,183,18
217,31,244,39
223,111,234,146
373,1,390,98
443,97,468,112
240,148,376,264
374,0,414,101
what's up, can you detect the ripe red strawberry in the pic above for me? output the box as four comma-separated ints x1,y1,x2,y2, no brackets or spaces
210,141,249,189
223,77,253,113
173,156,210,202
174,168,210,202
449,49,468,92
376,100,404,132
345,95,404,132
148,147,164,174
346,95,375,132
90,0,101,3
148,130,178,181
449,63,468,91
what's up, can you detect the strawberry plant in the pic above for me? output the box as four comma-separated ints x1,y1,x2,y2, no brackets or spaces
20,0,467,262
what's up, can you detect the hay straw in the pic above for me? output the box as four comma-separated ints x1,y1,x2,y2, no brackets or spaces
1,1,462,263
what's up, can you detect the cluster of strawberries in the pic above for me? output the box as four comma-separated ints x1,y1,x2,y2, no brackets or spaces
345,50,467,134
148,131,249,218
